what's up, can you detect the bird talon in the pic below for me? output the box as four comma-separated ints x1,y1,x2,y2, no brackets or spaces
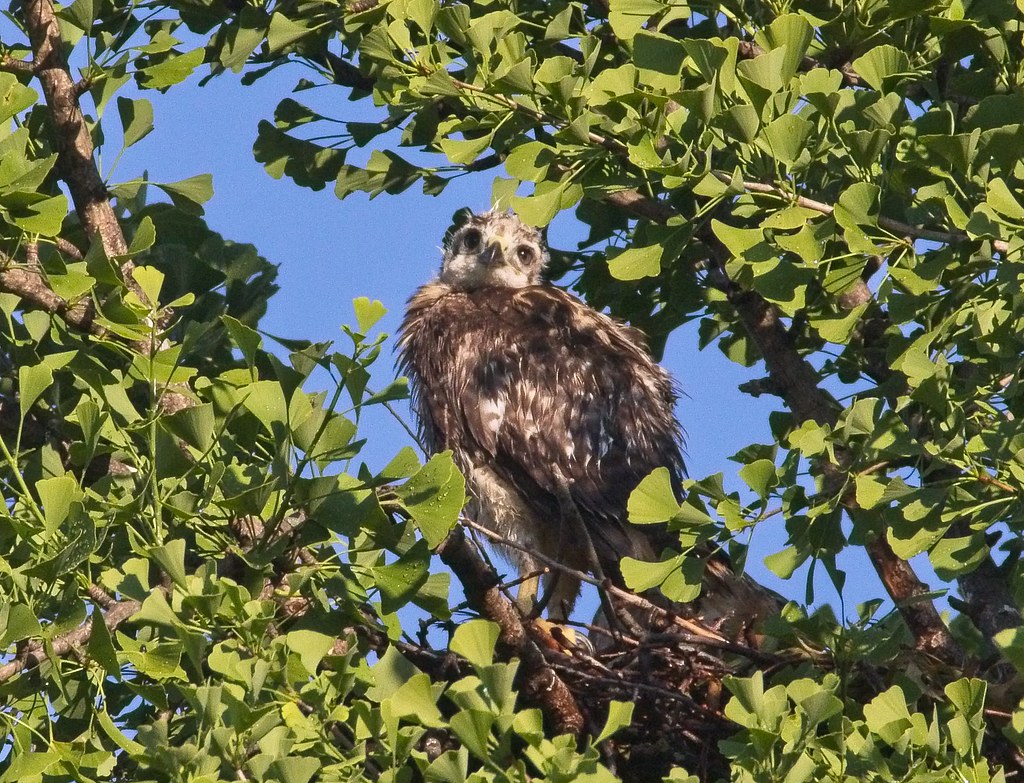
532,618,595,655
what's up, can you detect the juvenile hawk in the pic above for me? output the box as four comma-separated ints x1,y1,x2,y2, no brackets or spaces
398,209,692,620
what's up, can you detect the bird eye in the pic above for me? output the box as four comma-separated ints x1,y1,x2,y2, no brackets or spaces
516,245,535,264
462,229,482,251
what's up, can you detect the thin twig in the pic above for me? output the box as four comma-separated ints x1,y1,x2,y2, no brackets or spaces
715,173,1011,254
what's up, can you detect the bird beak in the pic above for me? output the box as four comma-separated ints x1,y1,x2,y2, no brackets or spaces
479,238,506,267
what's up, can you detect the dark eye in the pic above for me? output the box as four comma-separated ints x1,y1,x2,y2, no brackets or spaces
462,229,482,251
516,245,535,264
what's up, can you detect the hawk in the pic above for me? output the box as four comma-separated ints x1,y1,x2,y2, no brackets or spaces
398,210,766,627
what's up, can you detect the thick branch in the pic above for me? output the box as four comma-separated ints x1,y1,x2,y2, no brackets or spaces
661,215,963,662
0,264,100,334
24,0,129,260
0,53,35,76
0,598,140,683
437,526,586,736
723,284,963,662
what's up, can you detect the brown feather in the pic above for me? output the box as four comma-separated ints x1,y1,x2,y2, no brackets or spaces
398,282,684,603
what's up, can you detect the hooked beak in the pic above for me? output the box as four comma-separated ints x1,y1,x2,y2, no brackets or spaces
479,238,506,267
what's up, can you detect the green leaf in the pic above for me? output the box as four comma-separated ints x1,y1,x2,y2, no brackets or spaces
406,0,439,33
7,193,68,235
633,30,684,90
369,645,422,701
353,296,387,333
450,619,499,667
855,474,887,509
945,678,986,721
222,314,263,368
987,178,1024,220
128,215,157,255
595,701,635,744
929,534,988,580
96,709,144,755
608,0,665,40
0,73,38,125
57,0,96,30
242,381,289,433
371,539,431,613
851,45,911,93
268,757,321,783
156,174,214,214
712,219,763,257
863,686,913,744
450,709,494,760
138,47,205,89
757,114,812,166
396,452,466,547
19,363,53,421
764,545,806,580
47,267,95,301
0,603,41,646
504,141,558,183
149,539,188,589
131,265,164,306
753,14,814,84
621,553,684,592
608,243,664,280
1,751,59,781
285,629,336,676
87,606,119,676
161,403,215,452
994,627,1024,671
117,96,154,149
439,134,493,165
36,474,80,533
267,13,312,53
738,459,777,499
628,467,679,523
390,672,444,726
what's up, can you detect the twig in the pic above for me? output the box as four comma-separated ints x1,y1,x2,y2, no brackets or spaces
975,471,1016,494
714,172,1011,255
458,516,774,661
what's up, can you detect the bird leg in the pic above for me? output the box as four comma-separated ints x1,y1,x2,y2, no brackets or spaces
514,566,542,617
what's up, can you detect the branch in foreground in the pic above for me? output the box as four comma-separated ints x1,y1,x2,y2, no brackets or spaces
459,517,779,663
437,526,586,736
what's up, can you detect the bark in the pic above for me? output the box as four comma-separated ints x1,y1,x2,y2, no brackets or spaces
438,526,586,736
24,0,129,260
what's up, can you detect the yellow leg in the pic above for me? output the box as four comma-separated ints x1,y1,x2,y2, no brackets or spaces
515,571,540,617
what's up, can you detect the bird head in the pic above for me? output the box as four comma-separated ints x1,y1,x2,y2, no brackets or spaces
440,210,549,289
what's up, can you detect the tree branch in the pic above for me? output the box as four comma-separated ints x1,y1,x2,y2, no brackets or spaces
23,0,133,267
0,598,140,684
436,526,586,736
0,262,101,334
713,173,1011,255
0,53,35,76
